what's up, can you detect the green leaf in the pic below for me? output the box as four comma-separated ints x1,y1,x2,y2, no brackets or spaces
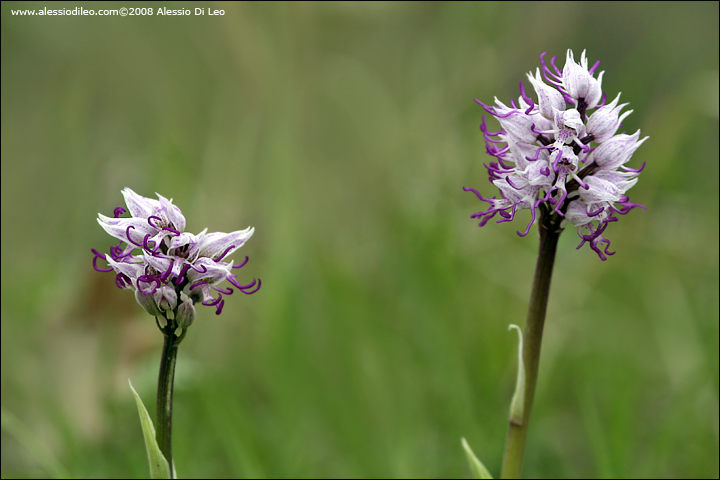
508,324,526,425
129,380,171,479
461,437,493,479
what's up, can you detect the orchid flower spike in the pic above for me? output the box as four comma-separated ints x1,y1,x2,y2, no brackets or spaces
92,188,261,324
467,50,647,260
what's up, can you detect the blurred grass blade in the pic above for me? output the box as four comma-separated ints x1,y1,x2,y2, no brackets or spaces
0,407,71,479
461,437,493,479
129,380,171,479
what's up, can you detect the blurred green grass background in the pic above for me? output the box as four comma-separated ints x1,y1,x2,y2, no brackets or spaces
1,1,718,478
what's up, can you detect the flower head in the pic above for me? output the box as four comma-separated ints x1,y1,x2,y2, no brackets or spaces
92,188,260,324
465,50,647,260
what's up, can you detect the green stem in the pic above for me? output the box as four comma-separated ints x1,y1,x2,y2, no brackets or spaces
156,328,179,478
500,213,562,479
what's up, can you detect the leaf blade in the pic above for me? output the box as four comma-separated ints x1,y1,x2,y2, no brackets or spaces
129,380,171,479
461,437,493,479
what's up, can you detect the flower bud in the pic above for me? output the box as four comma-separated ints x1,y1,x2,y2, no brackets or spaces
527,68,565,120
154,286,178,319
176,292,196,329
135,289,160,317
592,131,648,169
579,176,621,204
565,199,593,227
586,93,632,144
497,109,538,144
562,49,604,109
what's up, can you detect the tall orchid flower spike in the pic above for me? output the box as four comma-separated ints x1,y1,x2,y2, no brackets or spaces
468,49,647,260
92,188,261,478
461,51,647,479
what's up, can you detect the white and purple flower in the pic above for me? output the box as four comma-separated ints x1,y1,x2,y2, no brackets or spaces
92,188,260,322
465,50,648,260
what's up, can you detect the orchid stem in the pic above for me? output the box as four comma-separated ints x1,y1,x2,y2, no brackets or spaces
500,209,562,478
156,326,180,478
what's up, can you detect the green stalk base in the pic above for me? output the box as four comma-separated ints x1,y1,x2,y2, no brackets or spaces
500,215,562,479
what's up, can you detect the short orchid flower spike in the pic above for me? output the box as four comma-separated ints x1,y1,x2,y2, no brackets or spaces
92,188,261,324
465,49,648,260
